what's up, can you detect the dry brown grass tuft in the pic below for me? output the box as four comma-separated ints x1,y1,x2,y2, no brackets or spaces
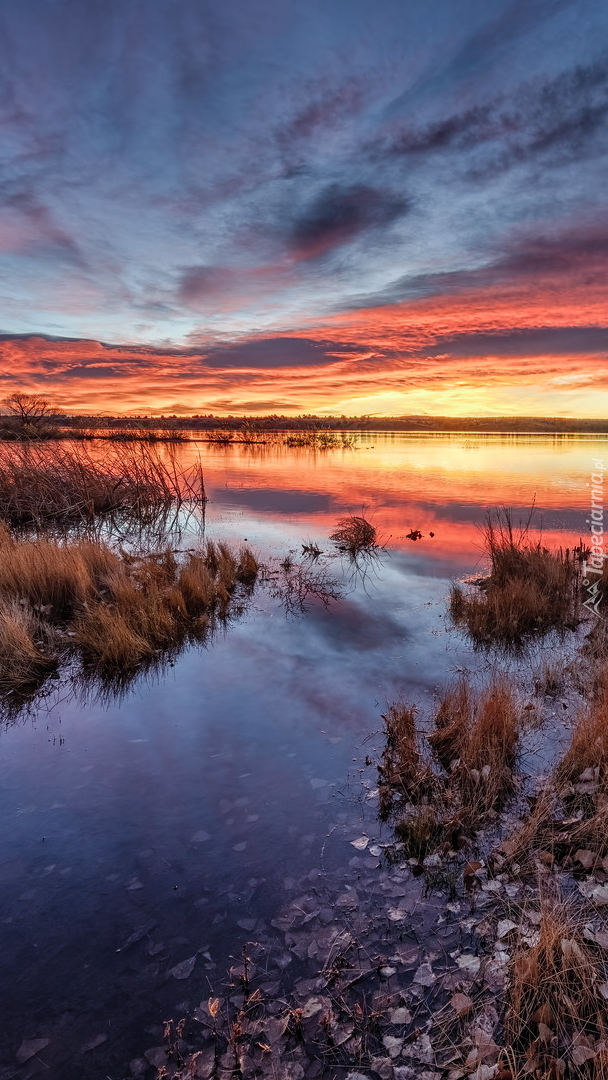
0,601,57,693
428,679,471,770
330,514,377,555
533,659,568,698
504,893,608,1077
0,440,203,529
450,509,583,645
460,680,520,813
0,530,259,692
500,692,608,874
378,704,432,818
380,678,521,861
555,693,608,787
394,805,444,863
0,521,117,618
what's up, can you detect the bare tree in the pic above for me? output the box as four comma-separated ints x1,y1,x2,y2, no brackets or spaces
2,393,59,428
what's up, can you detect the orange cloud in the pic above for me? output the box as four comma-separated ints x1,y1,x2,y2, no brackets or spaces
1,255,607,416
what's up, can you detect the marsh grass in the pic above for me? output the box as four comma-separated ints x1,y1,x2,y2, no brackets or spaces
500,691,608,874
0,527,258,696
379,678,521,861
450,509,584,646
0,601,58,691
378,704,433,819
533,659,568,698
504,892,608,1078
204,429,358,449
555,693,608,788
0,440,203,530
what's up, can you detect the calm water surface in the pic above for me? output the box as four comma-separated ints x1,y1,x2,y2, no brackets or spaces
0,434,601,1078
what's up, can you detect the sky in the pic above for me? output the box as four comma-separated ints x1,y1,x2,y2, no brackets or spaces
0,0,607,417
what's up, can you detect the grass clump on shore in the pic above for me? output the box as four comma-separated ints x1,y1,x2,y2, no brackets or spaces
504,894,608,1078
0,526,258,696
379,677,521,862
450,509,584,646
0,440,203,529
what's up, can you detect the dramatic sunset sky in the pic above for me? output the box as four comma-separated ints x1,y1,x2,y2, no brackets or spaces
1,0,607,416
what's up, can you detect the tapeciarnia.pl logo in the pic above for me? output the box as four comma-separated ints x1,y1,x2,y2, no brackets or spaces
582,458,605,617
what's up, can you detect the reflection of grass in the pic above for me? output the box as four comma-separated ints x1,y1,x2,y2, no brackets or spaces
450,509,583,646
263,557,343,615
0,525,258,698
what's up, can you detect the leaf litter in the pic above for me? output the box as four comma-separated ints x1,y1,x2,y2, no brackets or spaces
132,659,608,1079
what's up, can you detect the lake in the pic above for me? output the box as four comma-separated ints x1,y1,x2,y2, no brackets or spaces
0,433,601,1078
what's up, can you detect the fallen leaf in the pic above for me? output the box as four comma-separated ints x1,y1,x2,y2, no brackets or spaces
383,1035,404,1058
456,953,481,975
574,849,597,869
390,1006,412,1024
572,1045,597,1065
350,836,369,850
536,850,555,868
82,1034,107,1053
450,992,473,1016
144,1047,167,1068
579,881,608,905
476,1066,499,1080
116,923,156,953
561,938,585,961
413,961,436,986
237,918,257,931
16,1039,50,1065
424,852,442,868
170,955,196,980
497,919,518,940
538,1022,554,1043
401,1032,434,1064
191,830,210,843
586,927,608,949
262,1015,289,1041
531,1003,554,1026
302,996,326,1018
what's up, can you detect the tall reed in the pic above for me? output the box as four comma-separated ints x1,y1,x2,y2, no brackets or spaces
0,441,203,528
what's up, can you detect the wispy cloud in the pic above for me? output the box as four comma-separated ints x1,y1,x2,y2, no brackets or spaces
0,0,606,413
